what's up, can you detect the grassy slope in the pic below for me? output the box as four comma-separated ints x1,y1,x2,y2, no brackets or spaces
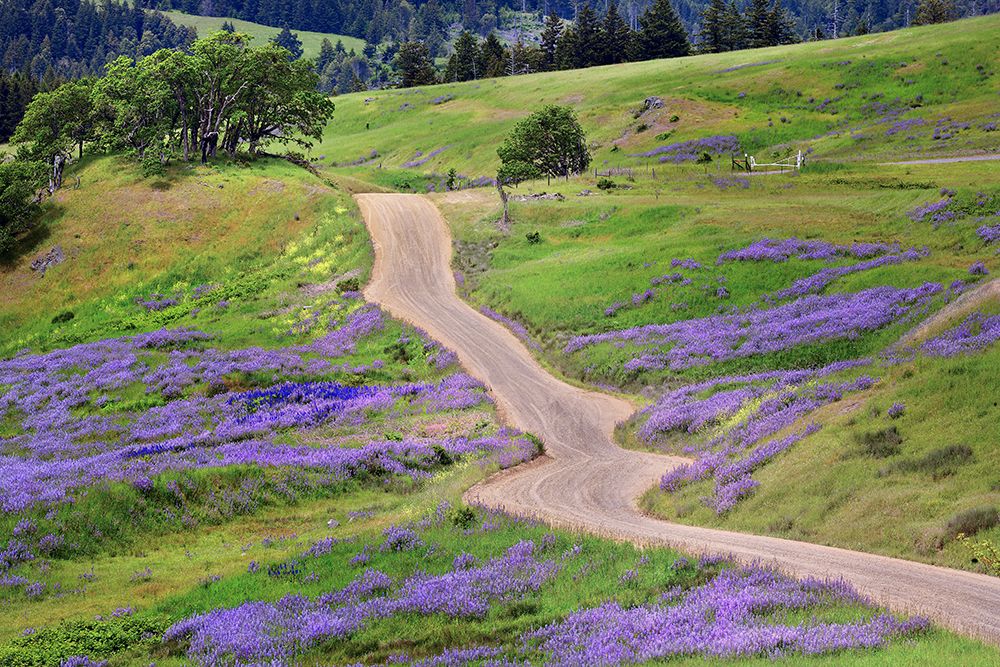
319,17,1000,571
161,10,364,59
0,156,364,356
316,14,1000,178
4,161,987,665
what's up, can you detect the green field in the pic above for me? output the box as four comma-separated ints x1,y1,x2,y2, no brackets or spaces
162,10,365,59
318,14,1000,176
2,14,1000,667
320,15,1000,571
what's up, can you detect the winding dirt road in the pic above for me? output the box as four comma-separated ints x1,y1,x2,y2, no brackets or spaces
356,193,1000,644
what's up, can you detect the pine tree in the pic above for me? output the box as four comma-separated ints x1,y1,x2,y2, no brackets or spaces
746,0,772,47
574,4,602,68
317,38,336,72
271,26,303,60
721,1,748,50
555,27,578,70
766,0,798,44
446,30,479,81
221,20,236,33
697,0,728,53
480,32,506,78
914,0,956,24
638,0,690,60
601,4,633,65
540,11,563,70
395,41,436,87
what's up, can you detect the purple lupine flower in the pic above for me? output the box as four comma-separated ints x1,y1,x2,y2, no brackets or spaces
968,261,989,275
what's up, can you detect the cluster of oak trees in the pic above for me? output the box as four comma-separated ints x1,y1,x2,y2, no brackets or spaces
1,31,333,256
12,31,334,172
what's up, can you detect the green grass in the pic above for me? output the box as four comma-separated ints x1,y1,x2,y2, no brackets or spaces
161,10,365,59
317,14,1000,178
4,489,998,666
0,155,370,356
313,14,1000,574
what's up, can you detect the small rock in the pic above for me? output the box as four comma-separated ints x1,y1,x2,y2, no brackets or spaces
644,96,664,110
327,519,339,529
30,245,65,276
578,189,593,196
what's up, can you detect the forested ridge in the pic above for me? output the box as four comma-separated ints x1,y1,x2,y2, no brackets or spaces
0,0,195,141
2,0,998,142
151,0,999,45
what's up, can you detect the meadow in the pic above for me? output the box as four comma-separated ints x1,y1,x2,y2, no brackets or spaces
316,14,1000,180
3,155,985,664
1,13,1000,667
317,15,1000,571
161,10,365,59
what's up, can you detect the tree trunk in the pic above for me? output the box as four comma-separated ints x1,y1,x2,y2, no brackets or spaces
49,154,66,194
497,183,510,233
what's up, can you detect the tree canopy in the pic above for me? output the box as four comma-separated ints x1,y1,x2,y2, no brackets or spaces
497,105,591,183
13,31,335,166
0,160,45,255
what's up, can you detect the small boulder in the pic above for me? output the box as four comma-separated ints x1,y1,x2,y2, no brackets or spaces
644,96,665,110
30,245,65,276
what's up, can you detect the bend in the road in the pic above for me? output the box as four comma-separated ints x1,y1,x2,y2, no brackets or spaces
356,192,1000,645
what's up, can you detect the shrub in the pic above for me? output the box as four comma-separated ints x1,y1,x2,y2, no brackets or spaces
337,277,360,292
0,616,166,667
449,506,476,529
525,231,541,244
855,426,902,458
669,114,680,122
944,506,999,541
959,535,1000,575
140,155,166,179
890,444,974,478
51,311,75,324
636,123,649,133
596,178,616,191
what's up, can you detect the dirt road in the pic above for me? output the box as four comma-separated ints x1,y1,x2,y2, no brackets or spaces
880,154,1000,165
356,192,1000,644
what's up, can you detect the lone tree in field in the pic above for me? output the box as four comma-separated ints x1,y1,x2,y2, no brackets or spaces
495,105,590,229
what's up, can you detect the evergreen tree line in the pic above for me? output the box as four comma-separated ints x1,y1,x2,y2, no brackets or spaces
697,0,796,52
417,0,693,84
0,0,196,141
151,0,1000,50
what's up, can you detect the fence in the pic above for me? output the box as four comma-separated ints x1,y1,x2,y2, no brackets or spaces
732,150,804,173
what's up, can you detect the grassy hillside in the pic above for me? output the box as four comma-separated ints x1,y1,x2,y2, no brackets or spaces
162,10,365,59
2,16,1000,666
318,14,1000,179
3,155,988,666
0,157,363,356
320,16,1000,572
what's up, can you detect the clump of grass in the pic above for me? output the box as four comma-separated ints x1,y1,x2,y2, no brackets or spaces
854,426,903,458
944,506,999,540
886,444,974,479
